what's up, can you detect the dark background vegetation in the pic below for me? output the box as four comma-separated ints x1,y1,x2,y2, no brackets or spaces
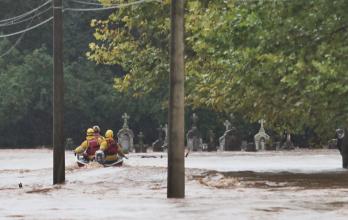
1,0,346,148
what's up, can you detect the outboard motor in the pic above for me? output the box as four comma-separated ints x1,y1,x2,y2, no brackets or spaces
95,150,105,163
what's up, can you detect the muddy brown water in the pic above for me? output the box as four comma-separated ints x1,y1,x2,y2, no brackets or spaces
194,170,348,189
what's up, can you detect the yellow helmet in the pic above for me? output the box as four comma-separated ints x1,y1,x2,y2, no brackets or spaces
105,129,114,138
86,128,94,136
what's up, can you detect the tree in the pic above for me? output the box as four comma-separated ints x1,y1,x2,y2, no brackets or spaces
88,0,348,143
0,45,53,146
0,0,167,147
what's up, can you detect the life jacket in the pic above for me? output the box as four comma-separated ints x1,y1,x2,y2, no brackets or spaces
105,139,118,155
86,138,100,156
94,133,106,142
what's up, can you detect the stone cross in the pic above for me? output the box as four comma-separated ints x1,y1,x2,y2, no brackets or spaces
258,119,266,132
163,124,168,140
192,113,198,127
122,113,130,128
224,120,231,131
163,124,168,135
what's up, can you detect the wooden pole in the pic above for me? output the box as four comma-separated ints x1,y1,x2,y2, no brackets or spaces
53,0,65,184
167,0,185,198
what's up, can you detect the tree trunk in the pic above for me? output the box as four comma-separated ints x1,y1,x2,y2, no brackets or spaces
53,0,65,184
167,0,185,198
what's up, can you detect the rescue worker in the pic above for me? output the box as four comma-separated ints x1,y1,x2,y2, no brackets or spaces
93,125,105,141
97,129,127,162
74,128,103,161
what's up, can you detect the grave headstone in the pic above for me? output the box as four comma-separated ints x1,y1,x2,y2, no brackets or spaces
152,125,165,152
162,124,168,150
207,129,216,151
254,119,270,151
224,127,242,151
186,113,203,151
280,130,294,149
117,113,134,153
219,118,242,151
135,131,146,153
186,127,202,151
245,142,256,152
219,120,231,151
224,120,231,131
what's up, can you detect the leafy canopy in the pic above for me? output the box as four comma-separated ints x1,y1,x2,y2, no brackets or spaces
88,0,348,141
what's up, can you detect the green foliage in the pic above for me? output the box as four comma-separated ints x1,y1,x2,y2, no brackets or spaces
88,0,170,97
1,0,347,147
0,0,164,147
88,0,348,142
0,44,52,146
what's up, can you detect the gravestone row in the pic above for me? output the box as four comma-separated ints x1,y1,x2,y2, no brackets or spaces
78,112,295,153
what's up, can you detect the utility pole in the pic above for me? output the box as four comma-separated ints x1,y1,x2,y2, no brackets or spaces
53,0,65,184
167,0,185,198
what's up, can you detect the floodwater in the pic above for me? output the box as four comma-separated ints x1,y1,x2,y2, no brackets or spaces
1,149,348,220
197,170,348,189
